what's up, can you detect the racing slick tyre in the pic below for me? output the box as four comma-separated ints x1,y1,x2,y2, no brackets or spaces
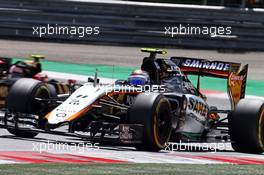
47,84,58,98
128,93,172,151
6,78,52,138
228,99,264,154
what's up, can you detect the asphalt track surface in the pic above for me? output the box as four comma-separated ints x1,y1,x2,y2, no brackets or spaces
0,39,263,163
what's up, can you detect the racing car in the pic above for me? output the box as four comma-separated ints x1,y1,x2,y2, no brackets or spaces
0,48,263,154
0,54,43,79
0,55,71,108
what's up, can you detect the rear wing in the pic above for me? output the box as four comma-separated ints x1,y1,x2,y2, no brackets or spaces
171,57,248,109
0,57,12,69
171,57,239,78
0,57,12,76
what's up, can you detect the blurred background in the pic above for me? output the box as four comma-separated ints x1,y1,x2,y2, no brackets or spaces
0,0,263,50
0,0,263,95
129,0,264,8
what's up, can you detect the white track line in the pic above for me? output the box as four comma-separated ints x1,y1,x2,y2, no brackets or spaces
0,160,19,164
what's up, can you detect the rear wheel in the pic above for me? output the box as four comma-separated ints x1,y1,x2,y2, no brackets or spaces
229,99,264,154
6,78,52,138
128,93,172,151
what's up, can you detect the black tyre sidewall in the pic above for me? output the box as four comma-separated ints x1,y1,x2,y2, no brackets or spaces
7,78,49,114
6,78,51,138
229,99,264,154
129,93,172,151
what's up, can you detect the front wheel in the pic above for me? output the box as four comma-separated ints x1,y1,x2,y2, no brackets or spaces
128,93,172,151
6,78,52,138
228,99,264,154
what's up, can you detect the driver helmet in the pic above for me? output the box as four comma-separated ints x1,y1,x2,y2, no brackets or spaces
128,70,150,86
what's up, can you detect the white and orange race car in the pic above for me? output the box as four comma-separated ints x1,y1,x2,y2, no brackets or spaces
0,48,263,154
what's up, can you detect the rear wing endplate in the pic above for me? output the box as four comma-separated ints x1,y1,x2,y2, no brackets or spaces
171,57,248,109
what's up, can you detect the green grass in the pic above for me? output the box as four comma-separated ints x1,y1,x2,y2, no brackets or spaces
0,164,264,175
